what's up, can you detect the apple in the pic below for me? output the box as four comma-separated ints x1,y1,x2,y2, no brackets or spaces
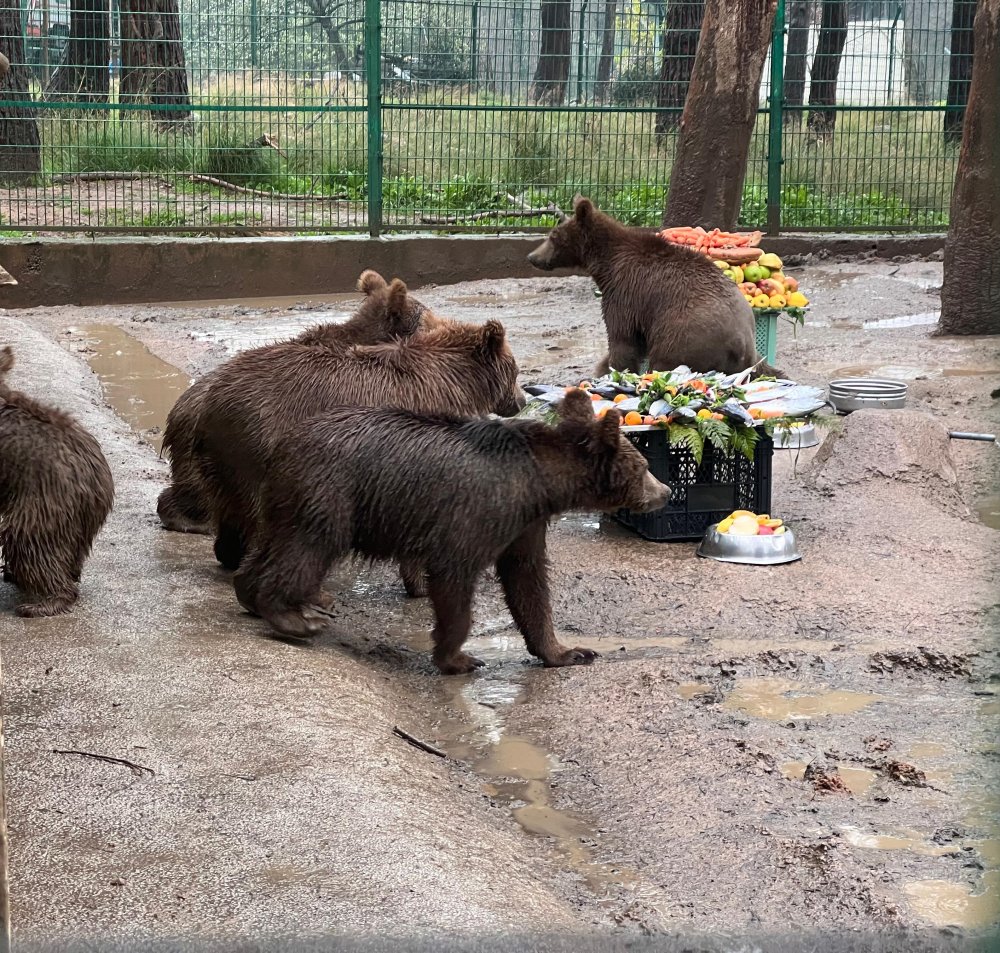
738,281,758,296
757,525,775,535
743,264,764,283
758,278,784,296
783,276,799,293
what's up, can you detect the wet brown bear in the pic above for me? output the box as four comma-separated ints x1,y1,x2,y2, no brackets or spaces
156,270,444,535
528,196,782,377
193,313,526,579
0,347,114,616
233,389,670,674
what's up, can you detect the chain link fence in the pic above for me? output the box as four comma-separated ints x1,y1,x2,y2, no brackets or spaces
0,0,969,235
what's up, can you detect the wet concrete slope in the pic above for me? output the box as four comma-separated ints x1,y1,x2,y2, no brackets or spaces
0,318,584,942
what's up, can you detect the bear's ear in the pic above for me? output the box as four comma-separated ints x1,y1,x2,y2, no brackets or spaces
573,195,594,224
590,408,623,452
385,278,421,336
557,388,595,425
0,346,13,376
478,319,507,356
357,269,388,295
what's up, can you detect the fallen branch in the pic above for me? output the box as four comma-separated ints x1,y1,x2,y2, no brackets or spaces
506,192,568,222
53,748,155,777
188,173,348,202
50,172,170,184
392,726,447,759
419,207,557,225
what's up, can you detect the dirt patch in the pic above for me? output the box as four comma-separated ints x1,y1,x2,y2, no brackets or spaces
868,648,973,678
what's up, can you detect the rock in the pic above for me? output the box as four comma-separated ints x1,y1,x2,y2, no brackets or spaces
806,410,964,512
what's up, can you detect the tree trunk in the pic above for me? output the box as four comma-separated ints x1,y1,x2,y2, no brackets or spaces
783,0,812,125
663,0,778,229
901,0,950,105
938,0,1000,336
654,0,705,135
944,0,976,145
119,0,192,130
806,0,848,138
301,1,354,70
46,1,111,104
0,3,42,184
530,0,572,105
594,0,617,102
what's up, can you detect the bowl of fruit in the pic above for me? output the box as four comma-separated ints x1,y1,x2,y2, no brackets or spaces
697,511,801,565
773,420,820,449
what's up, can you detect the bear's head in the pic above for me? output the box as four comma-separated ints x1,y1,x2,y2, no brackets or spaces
554,388,671,514
527,196,600,271
473,319,526,417
347,271,446,343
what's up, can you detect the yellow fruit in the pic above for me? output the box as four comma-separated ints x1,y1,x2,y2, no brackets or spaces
770,271,785,283
730,510,755,519
787,291,809,307
714,259,729,269
773,526,787,536
755,514,770,523
768,294,787,308
763,518,783,528
758,252,783,270
730,265,744,283
717,517,734,534
729,515,761,536
751,293,770,308
743,294,754,304
696,408,713,419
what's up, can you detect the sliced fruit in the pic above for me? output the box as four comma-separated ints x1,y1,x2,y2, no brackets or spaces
763,518,783,528
729,515,761,536
773,526,787,536
757,525,775,536
758,252,783,270
730,510,756,519
755,514,771,523
717,517,734,533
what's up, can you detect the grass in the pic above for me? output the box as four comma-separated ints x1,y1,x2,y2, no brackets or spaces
23,75,958,232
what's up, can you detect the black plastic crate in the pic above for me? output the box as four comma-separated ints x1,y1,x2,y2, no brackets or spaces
615,431,773,542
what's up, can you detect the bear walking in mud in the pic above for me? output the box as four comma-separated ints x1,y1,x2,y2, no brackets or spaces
157,270,445,536
527,197,782,378
193,304,526,578
0,346,114,616
233,389,670,674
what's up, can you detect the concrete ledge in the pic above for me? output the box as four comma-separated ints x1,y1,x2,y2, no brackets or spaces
0,232,945,309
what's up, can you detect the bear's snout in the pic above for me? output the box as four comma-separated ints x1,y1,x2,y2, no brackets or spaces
527,239,556,271
631,471,671,513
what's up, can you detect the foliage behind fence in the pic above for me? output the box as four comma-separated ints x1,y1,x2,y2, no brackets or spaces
0,0,969,235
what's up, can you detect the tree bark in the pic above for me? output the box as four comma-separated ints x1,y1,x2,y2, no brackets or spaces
119,0,192,130
46,1,111,104
944,0,976,145
663,0,778,229
654,0,705,135
938,0,1000,337
806,0,848,138
594,0,617,102
530,0,572,105
783,0,812,125
300,0,354,70
0,3,42,183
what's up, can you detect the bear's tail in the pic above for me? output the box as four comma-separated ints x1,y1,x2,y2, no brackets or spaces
0,345,13,379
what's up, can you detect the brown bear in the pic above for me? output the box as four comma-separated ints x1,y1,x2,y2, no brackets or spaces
0,346,114,616
527,196,783,378
193,315,526,579
232,389,670,674
156,270,444,535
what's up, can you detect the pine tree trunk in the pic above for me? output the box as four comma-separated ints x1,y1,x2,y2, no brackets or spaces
0,3,42,184
119,0,192,130
46,0,111,105
654,0,705,135
594,0,617,102
938,0,1000,337
530,0,572,105
806,0,848,139
663,0,778,229
783,0,812,125
944,0,976,145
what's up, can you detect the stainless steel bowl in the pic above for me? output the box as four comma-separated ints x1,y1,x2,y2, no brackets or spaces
773,422,820,449
828,377,907,414
697,524,802,565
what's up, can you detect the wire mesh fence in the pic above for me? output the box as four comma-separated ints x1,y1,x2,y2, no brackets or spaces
0,0,970,235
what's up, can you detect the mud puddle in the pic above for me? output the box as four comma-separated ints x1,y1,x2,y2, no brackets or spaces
903,872,1000,930
830,362,1000,381
721,677,882,721
153,291,362,311
861,312,940,330
72,324,191,450
974,494,1000,531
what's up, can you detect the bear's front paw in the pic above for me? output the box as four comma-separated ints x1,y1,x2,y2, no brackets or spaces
542,645,599,668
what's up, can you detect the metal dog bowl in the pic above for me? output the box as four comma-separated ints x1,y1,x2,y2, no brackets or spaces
828,377,907,414
697,524,802,566
773,422,820,449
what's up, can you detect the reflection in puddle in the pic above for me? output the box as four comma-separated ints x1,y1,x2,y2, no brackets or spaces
76,324,191,451
904,872,1000,930
861,312,939,330
722,678,881,721
975,495,1000,531
781,761,876,795
829,361,1000,381
841,826,953,856
155,292,362,311
907,742,949,761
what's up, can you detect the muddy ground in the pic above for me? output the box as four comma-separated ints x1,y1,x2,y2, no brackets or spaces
3,258,999,948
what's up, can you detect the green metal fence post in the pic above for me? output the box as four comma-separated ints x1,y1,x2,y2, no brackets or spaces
576,0,589,103
249,0,259,68
470,1,479,82
364,0,383,238
766,0,785,237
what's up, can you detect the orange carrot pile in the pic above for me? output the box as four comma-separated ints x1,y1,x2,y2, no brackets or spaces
657,226,763,251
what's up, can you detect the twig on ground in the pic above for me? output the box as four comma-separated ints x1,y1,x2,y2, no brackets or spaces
52,748,155,777
392,726,447,759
